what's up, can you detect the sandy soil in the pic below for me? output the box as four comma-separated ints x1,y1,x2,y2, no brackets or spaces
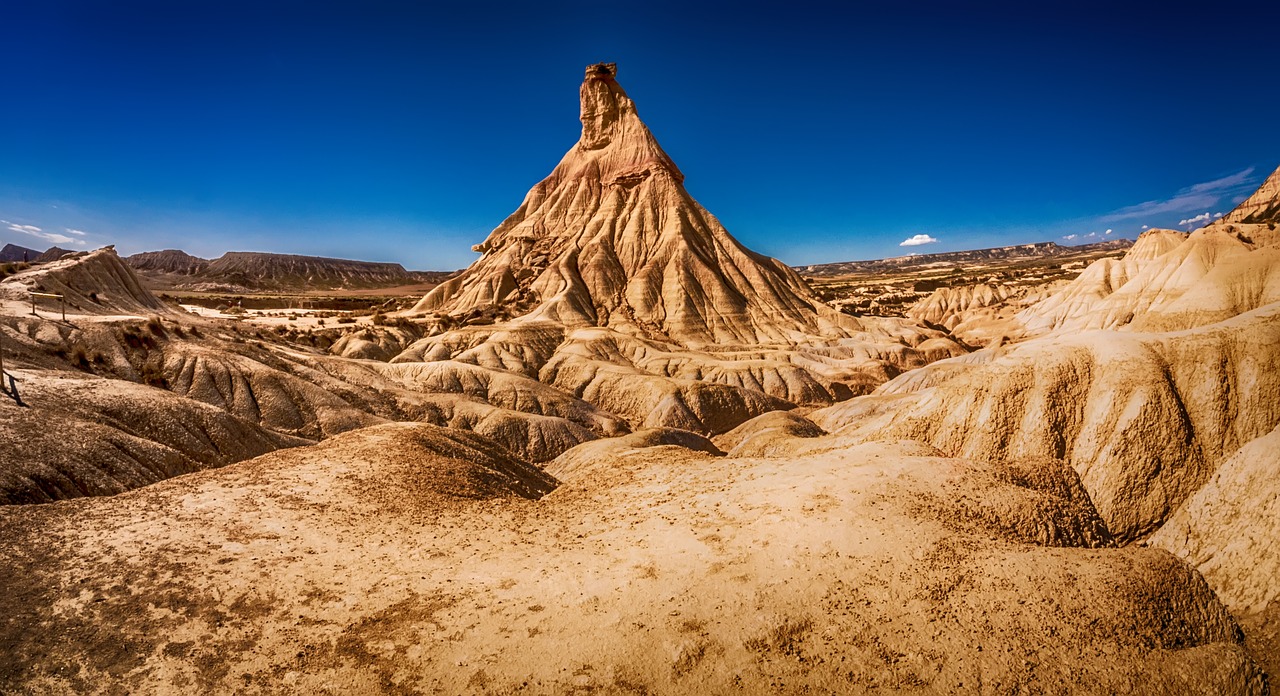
0,424,1264,694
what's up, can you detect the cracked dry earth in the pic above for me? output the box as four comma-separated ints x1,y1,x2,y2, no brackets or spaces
0,423,1264,694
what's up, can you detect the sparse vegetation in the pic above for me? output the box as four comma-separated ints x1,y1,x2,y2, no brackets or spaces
139,361,168,388
121,325,158,350
145,316,167,337
0,261,30,278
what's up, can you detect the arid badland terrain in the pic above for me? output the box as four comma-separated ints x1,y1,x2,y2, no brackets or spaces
1,63,1278,694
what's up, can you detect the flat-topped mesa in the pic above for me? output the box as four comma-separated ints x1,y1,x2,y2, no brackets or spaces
410,63,851,346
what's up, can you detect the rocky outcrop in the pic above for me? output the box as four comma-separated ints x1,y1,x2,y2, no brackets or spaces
409,63,854,347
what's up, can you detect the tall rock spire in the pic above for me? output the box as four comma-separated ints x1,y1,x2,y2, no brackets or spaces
411,63,850,346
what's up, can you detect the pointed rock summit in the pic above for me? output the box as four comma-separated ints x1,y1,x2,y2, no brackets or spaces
411,63,846,346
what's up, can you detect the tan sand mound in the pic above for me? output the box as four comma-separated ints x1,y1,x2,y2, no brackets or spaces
712,410,825,458
390,322,568,376
0,371,306,504
545,426,721,480
329,333,393,361
1016,228,1187,333
0,435,1263,693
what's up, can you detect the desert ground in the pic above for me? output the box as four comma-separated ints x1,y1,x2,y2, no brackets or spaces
1,63,1278,694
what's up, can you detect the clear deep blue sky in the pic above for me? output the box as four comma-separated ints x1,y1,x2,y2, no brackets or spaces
2,1,1278,270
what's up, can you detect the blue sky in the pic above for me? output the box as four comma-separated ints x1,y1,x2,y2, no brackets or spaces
2,1,1277,270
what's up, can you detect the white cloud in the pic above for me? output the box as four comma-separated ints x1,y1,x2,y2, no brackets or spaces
899,234,938,247
1063,234,1079,240
5,222,79,245
1105,228,1113,235
1178,212,1213,227
1141,224,1149,229
1101,167,1257,222
1084,232,1098,238
65,228,87,236
1213,212,1223,218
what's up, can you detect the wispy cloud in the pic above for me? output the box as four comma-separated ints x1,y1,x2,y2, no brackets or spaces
1104,228,1113,235
1062,234,1078,240
1101,167,1256,222
899,234,938,247
65,228,86,236
5,221,81,246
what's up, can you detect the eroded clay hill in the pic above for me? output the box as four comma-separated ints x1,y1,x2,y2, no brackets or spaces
795,185,1280,674
411,63,849,346
0,247,171,317
393,63,965,427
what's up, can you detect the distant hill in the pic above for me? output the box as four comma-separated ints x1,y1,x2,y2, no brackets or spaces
34,247,75,264
127,249,210,275
796,239,1133,277
0,243,39,263
127,249,458,292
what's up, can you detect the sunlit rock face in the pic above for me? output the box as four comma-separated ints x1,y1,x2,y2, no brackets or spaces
410,63,854,347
